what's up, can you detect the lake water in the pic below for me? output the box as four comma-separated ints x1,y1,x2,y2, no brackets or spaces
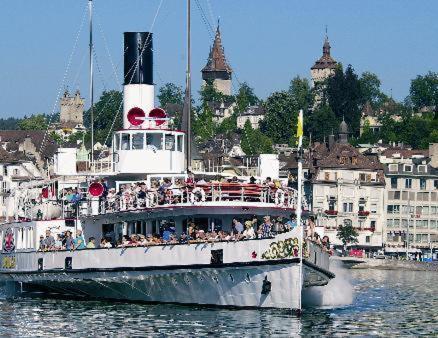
0,266,437,337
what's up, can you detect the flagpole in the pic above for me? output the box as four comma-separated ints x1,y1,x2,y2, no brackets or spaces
296,109,304,314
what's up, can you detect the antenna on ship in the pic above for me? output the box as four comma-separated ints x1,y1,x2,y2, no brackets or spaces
183,0,192,171
88,0,95,169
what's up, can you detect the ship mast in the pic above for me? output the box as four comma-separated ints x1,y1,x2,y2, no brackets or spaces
185,0,192,171
88,0,94,167
296,109,304,314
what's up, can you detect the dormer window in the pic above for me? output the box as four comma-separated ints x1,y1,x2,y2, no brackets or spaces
351,156,358,165
404,164,412,172
388,164,398,172
418,165,427,173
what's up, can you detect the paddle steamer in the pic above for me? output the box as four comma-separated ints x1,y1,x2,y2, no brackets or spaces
0,2,334,310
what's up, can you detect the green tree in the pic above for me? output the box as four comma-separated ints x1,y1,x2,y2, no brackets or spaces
241,119,273,155
409,72,438,112
18,114,49,131
260,91,298,145
359,72,387,108
84,90,123,145
0,117,20,130
216,114,237,136
157,83,184,127
307,104,339,142
289,76,313,112
357,120,378,144
326,65,363,136
234,82,260,114
192,108,216,142
337,223,358,256
158,83,184,107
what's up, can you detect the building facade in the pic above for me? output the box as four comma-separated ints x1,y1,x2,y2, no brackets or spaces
236,106,265,129
310,123,386,251
380,145,438,255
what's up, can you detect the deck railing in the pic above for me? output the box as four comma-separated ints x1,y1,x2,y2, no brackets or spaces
82,183,310,216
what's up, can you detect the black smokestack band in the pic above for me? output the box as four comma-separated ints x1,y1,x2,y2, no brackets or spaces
124,32,153,85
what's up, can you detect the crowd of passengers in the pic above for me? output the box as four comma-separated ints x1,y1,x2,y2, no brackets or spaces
43,175,299,219
99,174,295,210
39,215,331,253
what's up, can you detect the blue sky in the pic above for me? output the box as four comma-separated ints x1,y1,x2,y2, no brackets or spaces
0,0,437,118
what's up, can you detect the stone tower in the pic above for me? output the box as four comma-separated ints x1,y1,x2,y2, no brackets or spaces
202,25,233,96
311,35,337,86
59,90,84,128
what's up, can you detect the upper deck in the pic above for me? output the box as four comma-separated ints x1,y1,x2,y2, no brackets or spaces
82,182,309,220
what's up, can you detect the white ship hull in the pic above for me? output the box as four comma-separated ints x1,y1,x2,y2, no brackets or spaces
1,231,333,309
6,262,305,308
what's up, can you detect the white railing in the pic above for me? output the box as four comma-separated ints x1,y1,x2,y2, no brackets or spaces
82,183,310,216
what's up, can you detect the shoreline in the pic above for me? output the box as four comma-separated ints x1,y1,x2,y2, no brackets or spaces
332,257,438,272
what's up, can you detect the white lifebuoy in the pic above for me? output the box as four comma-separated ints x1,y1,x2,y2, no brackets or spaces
275,189,285,205
190,187,206,203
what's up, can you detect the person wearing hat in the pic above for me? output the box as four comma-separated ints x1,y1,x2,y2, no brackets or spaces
243,220,256,239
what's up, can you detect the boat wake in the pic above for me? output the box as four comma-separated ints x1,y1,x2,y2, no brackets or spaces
302,260,354,308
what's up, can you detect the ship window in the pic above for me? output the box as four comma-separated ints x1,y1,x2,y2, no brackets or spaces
165,134,175,151
114,134,120,150
177,135,183,152
132,133,144,150
121,133,131,150
146,133,163,150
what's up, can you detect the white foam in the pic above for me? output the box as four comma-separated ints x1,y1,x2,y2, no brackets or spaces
302,260,354,308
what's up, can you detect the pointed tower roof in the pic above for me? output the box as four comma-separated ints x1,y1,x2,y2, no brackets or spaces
202,25,232,74
311,34,337,70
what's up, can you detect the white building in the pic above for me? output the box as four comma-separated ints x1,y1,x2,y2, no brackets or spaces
379,144,438,256
0,151,44,221
311,124,386,252
236,106,265,129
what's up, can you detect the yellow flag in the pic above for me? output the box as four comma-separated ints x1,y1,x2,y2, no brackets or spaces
296,110,303,139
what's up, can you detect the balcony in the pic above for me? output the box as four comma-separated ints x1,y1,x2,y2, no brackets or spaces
325,210,338,217
358,210,370,217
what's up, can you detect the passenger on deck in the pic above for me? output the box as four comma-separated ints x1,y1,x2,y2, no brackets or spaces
54,234,63,250
307,216,316,239
63,231,74,251
259,216,273,238
285,214,297,231
100,238,112,248
179,233,188,244
38,235,44,251
73,229,86,250
43,230,55,251
321,236,330,251
273,217,285,234
87,237,96,249
243,221,256,239
232,218,244,234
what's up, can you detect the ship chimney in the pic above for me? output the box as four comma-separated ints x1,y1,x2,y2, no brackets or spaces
123,32,154,129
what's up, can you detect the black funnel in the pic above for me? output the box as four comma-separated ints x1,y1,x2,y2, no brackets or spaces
124,32,153,85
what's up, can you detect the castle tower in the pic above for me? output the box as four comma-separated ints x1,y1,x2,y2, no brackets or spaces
59,90,84,128
310,34,337,86
202,25,233,96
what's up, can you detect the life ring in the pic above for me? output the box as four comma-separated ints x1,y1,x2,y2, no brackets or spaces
190,187,206,203
275,189,285,205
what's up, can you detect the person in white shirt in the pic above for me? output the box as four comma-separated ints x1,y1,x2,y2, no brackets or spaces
243,221,256,239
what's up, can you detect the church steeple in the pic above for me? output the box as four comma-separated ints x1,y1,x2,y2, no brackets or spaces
201,24,232,95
